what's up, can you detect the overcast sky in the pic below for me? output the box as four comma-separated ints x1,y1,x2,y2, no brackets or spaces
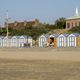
0,0,80,25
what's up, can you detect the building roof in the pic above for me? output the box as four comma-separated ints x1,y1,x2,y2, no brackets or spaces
66,16,80,20
66,8,80,20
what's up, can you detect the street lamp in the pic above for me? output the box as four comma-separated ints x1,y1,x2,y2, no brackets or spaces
5,10,9,38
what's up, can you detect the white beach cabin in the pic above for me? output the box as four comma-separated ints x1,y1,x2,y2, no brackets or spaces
67,34,77,47
19,36,32,47
0,36,3,47
38,34,47,47
11,36,18,47
3,36,8,47
26,36,32,47
19,36,25,47
57,34,68,47
8,36,12,47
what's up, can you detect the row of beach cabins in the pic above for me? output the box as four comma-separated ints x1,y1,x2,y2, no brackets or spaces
0,33,80,48
0,36,32,48
39,33,80,48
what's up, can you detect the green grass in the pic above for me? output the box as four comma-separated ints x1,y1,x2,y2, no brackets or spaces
50,29,69,34
0,59,80,80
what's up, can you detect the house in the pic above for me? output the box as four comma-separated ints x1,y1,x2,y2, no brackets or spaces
57,34,69,47
38,34,48,47
67,33,79,47
66,8,80,29
5,19,40,30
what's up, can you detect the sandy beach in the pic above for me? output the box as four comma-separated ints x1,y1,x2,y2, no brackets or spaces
0,48,80,80
0,47,80,61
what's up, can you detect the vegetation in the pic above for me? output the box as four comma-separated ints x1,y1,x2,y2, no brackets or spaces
0,17,71,40
1,17,80,40
55,17,66,29
0,27,48,40
68,26,80,33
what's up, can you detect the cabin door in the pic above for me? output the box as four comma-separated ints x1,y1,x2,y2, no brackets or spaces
49,37,54,47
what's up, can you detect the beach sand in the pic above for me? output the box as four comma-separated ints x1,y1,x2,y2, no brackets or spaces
0,47,80,61
0,48,80,80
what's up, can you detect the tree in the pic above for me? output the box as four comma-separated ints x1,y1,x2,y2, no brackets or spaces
55,17,66,29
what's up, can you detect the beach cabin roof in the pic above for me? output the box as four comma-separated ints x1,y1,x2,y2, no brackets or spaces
58,34,65,38
68,33,77,37
63,34,69,37
40,34,45,37
57,34,69,38
49,34,55,38
73,33,79,37
18,35,32,39
19,35,25,39
0,36,4,39
39,34,49,39
44,34,50,38
16,36,20,39
4,36,8,39
68,33,79,37
12,36,18,39
8,36,12,39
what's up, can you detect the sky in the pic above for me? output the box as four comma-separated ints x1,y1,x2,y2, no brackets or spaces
0,0,80,26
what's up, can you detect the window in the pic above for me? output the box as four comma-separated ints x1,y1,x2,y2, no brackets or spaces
67,23,70,28
75,22,77,27
72,22,73,27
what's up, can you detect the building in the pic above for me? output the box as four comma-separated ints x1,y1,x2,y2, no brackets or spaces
66,8,80,29
5,19,39,30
